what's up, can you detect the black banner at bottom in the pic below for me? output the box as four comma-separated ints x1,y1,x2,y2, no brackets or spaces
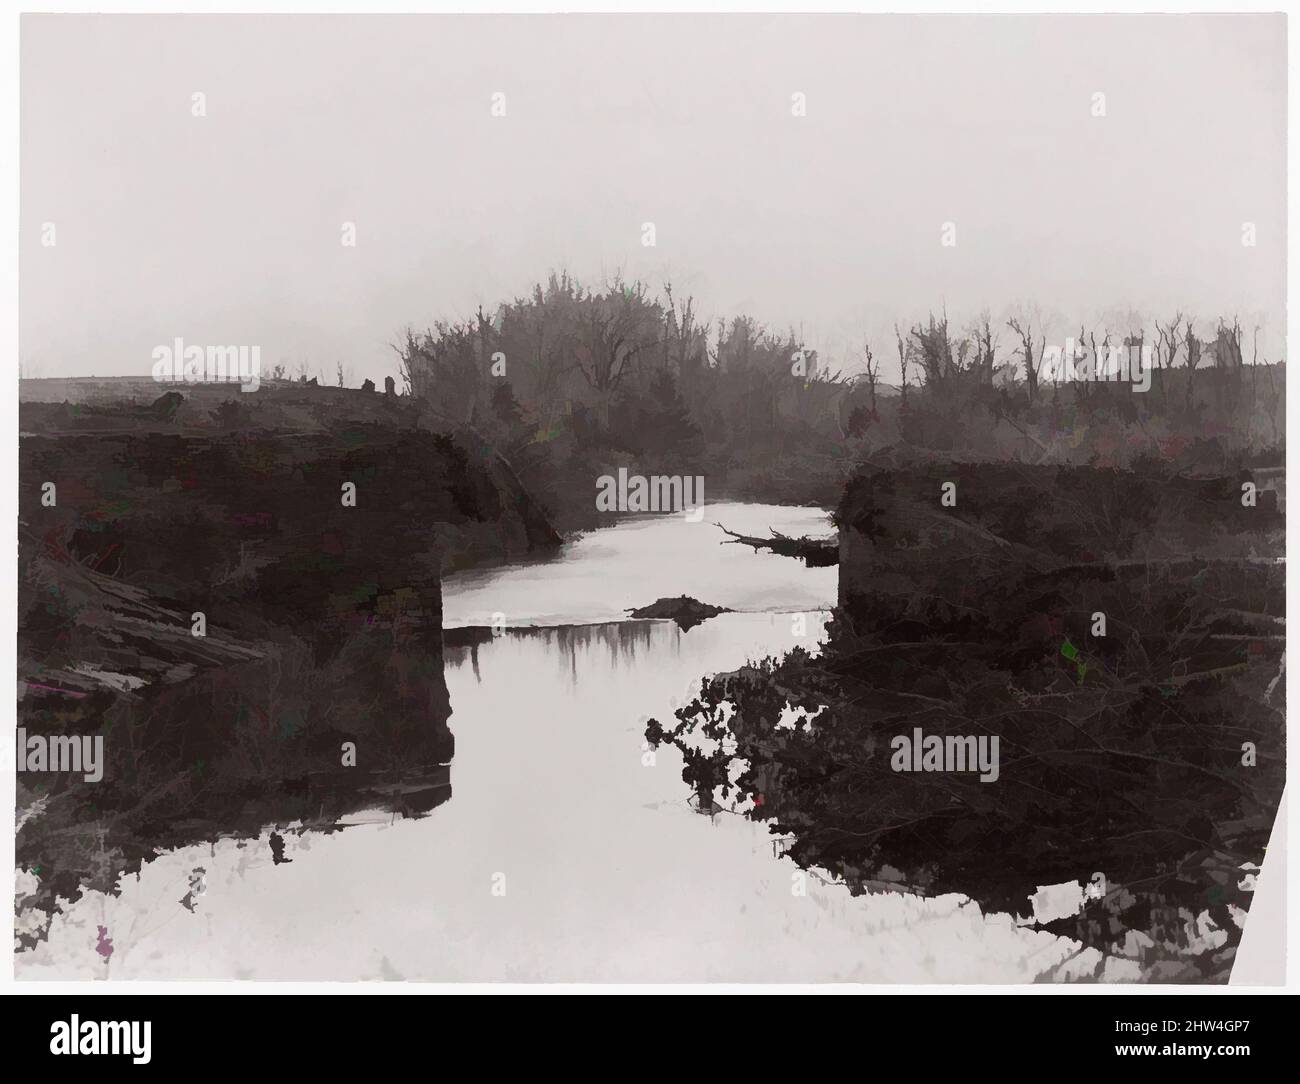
2,992,1290,1070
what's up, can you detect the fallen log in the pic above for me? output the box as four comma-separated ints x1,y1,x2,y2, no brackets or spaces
714,523,839,566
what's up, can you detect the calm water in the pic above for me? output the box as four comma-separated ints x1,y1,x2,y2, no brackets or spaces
441,502,838,626
18,504,1080,981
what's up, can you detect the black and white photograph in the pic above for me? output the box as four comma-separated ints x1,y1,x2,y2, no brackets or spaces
3,2,1296,1060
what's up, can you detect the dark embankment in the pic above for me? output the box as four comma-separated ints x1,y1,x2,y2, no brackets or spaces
16,378,561,947
648,459,1284,981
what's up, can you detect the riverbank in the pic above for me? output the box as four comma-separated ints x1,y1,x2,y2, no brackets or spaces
646,462,1286,981
17,380,548,947
18,610,1081,982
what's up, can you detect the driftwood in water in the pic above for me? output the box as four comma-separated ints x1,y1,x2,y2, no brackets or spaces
627,595,731,631
714,523,838,567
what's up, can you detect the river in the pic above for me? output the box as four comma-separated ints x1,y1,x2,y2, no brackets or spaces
17,503,1082,981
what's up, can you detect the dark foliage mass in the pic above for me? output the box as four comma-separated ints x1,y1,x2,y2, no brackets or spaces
16,384,553,945
397,273,853,526
648,461,1284,981
398,279,1284,528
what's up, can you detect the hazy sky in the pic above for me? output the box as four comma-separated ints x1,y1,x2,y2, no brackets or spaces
21,13,1287,384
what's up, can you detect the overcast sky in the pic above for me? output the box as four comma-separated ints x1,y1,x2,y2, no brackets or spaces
21,13,1287,384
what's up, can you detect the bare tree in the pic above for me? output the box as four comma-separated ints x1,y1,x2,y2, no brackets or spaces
973,311,998,385
1215,316,1244,369
1184,318,1201,408
662,283,707,376
1211,316,1245,413
705,319,724,371
398,321,481,423
1006,314,1042,402
862,338,879,417
572,279,660,430
1073,324,1092,404
1155,312,1184,404
908,311,957,388
894,323,909,408
1251,324,1260,439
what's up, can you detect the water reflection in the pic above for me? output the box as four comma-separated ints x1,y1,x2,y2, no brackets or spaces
17,506,1078,981
441,501,837,628
447,620,696,687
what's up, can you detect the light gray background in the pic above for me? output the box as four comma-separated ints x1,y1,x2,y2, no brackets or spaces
21,13,1287,385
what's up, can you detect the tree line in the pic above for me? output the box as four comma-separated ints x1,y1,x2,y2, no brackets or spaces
392,273,1283,527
